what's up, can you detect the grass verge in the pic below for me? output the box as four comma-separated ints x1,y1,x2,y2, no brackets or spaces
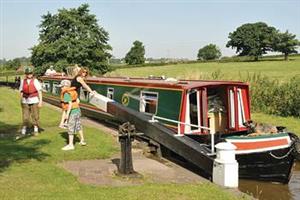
0,87,247,200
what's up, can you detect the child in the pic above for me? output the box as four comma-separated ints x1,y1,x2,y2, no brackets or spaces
59,79,86,151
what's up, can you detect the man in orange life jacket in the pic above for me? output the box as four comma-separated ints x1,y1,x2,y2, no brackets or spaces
59,79,86,151
19,67,43,136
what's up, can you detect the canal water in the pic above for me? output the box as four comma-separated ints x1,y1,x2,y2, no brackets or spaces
239,161,300,200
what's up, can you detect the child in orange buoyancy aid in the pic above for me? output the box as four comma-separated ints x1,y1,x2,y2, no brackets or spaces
59,80,78,128
58,79,86,150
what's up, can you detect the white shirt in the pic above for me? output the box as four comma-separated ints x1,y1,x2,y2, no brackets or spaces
45,69,57,76
19,79,42,104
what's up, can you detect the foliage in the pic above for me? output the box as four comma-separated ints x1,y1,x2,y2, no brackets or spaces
0,57,31,70
226,22,277,61
125,40,145,65
245,74,300,117
4,58,21,70
197,44,221,60
272,30,300,60
31,4,112,76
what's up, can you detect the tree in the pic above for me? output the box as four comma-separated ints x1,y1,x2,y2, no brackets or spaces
272,31,299,60
31,4,112,75
226,22,277,61
125,41,145,65
5,58,21,70
197,44,221,60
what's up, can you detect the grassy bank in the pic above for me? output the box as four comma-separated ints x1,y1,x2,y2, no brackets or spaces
0,87,247,200
106,56,300,81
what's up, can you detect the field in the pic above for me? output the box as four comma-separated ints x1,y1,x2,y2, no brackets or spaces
0,87,248,200
106,56,300,82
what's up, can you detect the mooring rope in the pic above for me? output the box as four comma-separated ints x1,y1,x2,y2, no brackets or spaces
269,147,294,159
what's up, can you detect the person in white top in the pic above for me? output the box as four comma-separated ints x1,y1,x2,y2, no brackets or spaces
45,65,57,76
19,67,43,136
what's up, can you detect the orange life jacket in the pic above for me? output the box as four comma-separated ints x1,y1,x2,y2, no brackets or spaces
60,87,79,111
22,79,38,98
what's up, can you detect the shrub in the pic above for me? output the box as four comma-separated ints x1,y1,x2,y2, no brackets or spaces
247,74,300,117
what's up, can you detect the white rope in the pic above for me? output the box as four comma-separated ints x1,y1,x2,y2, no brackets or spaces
269,147,294,160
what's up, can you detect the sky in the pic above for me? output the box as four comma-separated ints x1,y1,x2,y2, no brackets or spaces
0,0,299,60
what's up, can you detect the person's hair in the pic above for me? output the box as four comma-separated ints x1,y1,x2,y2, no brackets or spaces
77,67,89,77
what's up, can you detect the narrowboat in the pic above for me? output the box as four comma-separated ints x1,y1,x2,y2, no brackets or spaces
41,74,300,183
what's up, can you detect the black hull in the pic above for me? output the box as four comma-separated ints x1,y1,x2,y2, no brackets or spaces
237,147,295,183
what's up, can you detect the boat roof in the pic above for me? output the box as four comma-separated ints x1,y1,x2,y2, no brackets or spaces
41,75,248,90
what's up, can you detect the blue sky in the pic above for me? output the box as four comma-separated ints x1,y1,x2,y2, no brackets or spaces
0,0,299,60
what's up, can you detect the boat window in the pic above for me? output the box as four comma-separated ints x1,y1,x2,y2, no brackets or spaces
42,81,50,92
237,88,246,127
107,88,114,99
207,87,227,133
229,89,235,128
52,82,60,95
189,91,199,130
139,91,158,114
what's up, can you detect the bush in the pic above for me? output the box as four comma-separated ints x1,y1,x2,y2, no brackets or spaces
247,74,300,117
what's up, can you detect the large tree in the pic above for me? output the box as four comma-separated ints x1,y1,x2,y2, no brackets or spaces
226,22,277,61
125,40,145,65
272,31,299,60
197,44,221,60
31,4,112,75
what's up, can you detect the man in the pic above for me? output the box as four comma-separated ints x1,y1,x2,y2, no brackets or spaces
59,79,86,151
19,67,43,136
45,65,57,76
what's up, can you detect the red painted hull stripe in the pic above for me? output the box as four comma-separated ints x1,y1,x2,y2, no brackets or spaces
232,139,289,150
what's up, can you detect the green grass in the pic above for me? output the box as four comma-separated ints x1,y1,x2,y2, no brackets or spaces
106,56,300,81
0,87,246,200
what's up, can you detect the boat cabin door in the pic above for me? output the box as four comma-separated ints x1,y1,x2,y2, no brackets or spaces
184,88,208,134
227,86,250,132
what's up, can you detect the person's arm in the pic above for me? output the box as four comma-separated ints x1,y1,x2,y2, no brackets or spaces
76,76,94,94
38,90,43,107
19,80,23,101
34,79,43,107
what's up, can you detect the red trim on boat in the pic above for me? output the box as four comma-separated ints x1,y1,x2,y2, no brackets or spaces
179,90,187,135
232,138,289,150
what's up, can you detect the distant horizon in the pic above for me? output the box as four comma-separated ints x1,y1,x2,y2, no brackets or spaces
1,0,299,60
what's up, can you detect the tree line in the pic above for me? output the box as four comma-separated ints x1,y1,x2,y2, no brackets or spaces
0,57,31,70
1,4,299,73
